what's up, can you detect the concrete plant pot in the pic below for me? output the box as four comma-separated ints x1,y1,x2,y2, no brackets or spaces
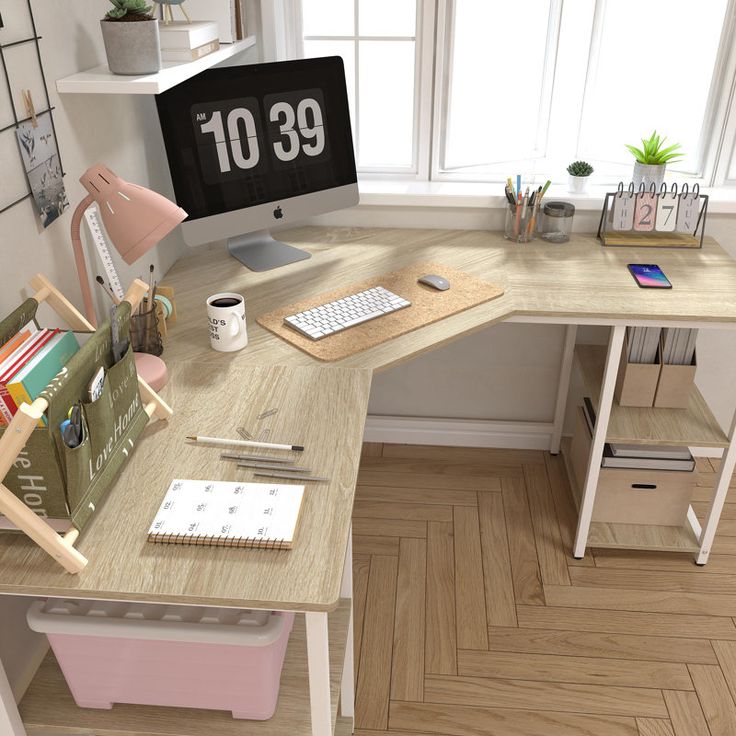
101,18,161,75
632,162,666,190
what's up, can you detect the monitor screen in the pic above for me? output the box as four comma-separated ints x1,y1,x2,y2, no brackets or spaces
155,57,357,222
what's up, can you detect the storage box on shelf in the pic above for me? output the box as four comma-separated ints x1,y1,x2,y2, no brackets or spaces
569,407,696,526
614,331,660,407
656,347,697,409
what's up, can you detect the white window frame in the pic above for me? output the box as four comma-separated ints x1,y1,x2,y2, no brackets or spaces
291,0,736,188
298,0,436,178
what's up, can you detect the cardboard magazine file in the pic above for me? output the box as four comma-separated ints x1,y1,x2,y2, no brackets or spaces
655,342,697,409
614,331,661,407
0,274,172,573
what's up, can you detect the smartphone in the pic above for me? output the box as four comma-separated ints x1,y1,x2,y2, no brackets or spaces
628,264,672,289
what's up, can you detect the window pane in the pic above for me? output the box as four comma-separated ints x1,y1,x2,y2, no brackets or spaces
579,0,727,174
359,0,416,36
358,40,415,168
443,0,552,170
303,40,356,132
302,0,354,37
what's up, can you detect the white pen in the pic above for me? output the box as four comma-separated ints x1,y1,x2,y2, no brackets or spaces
186,435,304,452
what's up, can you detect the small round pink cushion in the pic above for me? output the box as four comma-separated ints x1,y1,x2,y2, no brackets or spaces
134,353,168,392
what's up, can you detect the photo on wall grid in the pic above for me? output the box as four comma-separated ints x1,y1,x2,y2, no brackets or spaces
15,114,68,228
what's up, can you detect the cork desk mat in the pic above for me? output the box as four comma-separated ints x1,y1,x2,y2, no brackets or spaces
257,261,505,361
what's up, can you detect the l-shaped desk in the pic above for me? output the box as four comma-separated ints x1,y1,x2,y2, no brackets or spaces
2,227,736,736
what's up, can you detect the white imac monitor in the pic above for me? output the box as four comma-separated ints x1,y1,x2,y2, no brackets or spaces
155,57,358,271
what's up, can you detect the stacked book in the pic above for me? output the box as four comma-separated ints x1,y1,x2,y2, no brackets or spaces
176,0,248,43
0,324,79,427
158,21,220,62
661,327,698,366
627,326,661,364
582,398,695,471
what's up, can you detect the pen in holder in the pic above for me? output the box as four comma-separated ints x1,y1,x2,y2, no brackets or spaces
130,299,163,356
504,201,537,243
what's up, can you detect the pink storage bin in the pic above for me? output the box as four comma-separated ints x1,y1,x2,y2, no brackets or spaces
27,599,294,720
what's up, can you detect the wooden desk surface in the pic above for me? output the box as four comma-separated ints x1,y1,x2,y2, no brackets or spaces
1,226,735,606
0,362,371,610
160,227,736,373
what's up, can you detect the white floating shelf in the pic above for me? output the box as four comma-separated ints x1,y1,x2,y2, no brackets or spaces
56,37,256,95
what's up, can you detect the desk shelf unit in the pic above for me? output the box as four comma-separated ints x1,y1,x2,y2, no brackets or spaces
564,344,728,556
19,599,350,736
55,37,256,95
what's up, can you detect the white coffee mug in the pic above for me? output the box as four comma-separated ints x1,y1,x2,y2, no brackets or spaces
206,292,248,352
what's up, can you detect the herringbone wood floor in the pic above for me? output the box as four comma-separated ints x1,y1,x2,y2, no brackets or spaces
352,443,736,736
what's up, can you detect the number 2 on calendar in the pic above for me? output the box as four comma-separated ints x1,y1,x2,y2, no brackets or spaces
634,193,656,232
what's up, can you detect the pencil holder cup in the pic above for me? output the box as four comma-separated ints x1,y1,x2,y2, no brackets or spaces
504,202,537,243
130,300,163,357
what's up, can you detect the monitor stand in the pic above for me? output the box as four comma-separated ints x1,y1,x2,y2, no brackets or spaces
227,230,311,272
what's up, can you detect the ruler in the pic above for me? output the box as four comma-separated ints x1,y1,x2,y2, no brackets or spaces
84,204,125,300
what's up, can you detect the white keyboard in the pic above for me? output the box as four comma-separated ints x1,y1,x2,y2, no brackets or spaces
283,286,411,341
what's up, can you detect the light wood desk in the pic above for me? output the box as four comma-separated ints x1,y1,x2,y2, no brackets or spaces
2,226,736,736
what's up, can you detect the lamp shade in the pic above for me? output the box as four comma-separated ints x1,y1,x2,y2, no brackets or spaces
79,164,187,265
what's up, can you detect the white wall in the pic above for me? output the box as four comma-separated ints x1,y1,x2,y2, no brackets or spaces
0,0,191,698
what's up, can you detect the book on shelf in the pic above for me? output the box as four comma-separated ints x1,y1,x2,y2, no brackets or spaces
169,0,245,44
162,40,220,62
626,326,661,364
158,20,218,50
580,397,694,471
661,327,698,365
148,479,305,549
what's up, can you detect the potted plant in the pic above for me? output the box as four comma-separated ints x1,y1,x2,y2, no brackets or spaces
626,131,683,189
101,0,161,76
566,161,594,194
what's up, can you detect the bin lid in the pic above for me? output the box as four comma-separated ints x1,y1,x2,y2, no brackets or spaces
27,599,290,646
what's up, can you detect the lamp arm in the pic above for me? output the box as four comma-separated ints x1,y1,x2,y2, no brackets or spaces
70,194,97,327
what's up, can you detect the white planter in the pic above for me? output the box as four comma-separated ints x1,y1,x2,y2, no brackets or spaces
100,18,161,75
632,162,666,190
567,174,590,194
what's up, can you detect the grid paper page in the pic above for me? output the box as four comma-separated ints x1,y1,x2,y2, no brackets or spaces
148,479,305,546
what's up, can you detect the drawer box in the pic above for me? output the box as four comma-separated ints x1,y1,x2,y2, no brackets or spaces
569,407,696,526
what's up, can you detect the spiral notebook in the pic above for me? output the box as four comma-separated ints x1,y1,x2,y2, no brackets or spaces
147,479,306,550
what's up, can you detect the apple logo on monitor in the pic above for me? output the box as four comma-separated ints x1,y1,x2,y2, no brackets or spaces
273,206,283,219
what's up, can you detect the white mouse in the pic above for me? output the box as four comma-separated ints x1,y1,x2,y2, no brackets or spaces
418,274,450,291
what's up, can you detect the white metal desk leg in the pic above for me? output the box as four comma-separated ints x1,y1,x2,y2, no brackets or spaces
550,325,578,455
340,526,354,723
573,325,626,559
0,654,26,736
306,611,332,736
697,409,736,565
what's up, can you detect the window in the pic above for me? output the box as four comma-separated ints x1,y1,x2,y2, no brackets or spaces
300,0,736,185
302,0,421,171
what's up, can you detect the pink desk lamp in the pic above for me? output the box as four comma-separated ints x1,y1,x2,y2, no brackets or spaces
70,164,187,390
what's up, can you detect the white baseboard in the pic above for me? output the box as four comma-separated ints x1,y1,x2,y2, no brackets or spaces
363,415,554,450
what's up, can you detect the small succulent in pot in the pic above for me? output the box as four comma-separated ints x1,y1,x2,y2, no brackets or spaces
101,0,161,75
567,160,593,194
626,131,683,189
105,0,154,19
